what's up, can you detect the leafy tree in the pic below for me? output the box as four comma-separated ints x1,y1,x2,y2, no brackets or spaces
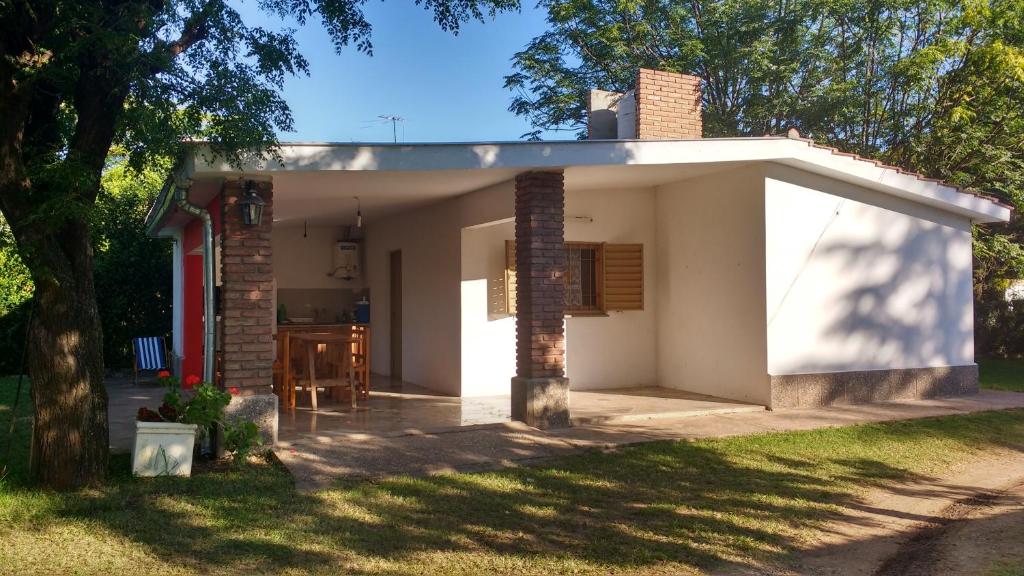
0,0,516,489
0,153,171,371
93,152,175,368
506,0,1024,355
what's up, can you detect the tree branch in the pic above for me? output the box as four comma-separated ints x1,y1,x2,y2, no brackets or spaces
148,0,221,72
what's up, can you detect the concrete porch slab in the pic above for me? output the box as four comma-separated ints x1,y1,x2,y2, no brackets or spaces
569,387,764,425
275,390,1024,491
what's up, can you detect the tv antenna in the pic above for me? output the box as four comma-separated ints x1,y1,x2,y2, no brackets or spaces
377,114,405,143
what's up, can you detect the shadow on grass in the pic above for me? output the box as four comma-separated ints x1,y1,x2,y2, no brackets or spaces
0,366,1010,573
0,375,31,485
5,397,1024,574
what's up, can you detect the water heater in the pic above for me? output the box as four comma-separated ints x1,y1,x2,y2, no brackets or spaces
331,241,361,281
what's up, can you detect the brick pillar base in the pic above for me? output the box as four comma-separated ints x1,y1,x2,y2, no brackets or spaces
512,171,570,429
221,179,278,443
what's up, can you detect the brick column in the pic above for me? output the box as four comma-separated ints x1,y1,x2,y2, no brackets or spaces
220,179,278,443
511,171,570,429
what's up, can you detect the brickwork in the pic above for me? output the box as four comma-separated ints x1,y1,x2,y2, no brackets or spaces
635,68,703,140
514,171,566,379
220,179,274,395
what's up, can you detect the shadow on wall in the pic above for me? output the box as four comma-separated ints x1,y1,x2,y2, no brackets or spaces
771,214,971,374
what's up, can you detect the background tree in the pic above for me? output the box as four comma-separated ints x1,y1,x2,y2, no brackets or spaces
0,152,173,377
92,152,174,369
506,0,1024,354
0,0,517,490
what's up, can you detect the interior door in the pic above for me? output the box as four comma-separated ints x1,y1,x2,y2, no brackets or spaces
389,250,402,381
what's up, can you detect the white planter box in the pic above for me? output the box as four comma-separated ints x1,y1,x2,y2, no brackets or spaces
132,421,199,477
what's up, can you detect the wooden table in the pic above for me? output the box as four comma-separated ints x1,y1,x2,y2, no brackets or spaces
288,332,358,411
275,324,370,410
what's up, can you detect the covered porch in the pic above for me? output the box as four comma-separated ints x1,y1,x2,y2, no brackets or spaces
149,140,792,440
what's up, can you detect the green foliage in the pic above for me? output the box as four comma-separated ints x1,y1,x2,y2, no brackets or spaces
223,420,263,465
508,0,1024,355
93,154,174,367
0,154,172,370
507,0,975,145
181,383,232,431
0,221,33,374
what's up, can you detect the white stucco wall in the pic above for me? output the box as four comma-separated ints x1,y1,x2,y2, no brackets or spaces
366,180,513,395
457,187,659,395
461,221,516,396
764,164,975,374
564,187,658,389
272,225,364,290
655,166,771,404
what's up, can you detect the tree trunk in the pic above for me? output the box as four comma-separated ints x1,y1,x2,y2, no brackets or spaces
25,218,108,489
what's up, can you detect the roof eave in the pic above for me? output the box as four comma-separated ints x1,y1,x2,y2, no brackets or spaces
170,138,1011,225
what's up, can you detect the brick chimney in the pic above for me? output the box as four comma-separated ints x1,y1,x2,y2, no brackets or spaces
634,68,702,139
587,68,703,140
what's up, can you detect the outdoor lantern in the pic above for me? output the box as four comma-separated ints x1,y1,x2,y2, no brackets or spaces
239,181,265,226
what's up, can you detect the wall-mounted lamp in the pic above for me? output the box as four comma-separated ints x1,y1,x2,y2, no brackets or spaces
239,180,266,226
354,196,362,228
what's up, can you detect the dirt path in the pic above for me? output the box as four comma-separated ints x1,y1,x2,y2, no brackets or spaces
873,478,1024,576
794,450,1024,576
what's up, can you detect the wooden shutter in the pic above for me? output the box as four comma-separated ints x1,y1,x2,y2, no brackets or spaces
505,240,517,315
603,243,643,310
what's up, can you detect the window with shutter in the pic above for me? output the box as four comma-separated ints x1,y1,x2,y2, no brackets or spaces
503,241,643,315
604,244,643,310
565,242,604,314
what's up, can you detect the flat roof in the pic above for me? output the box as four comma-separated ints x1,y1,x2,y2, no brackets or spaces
147,137,1011,233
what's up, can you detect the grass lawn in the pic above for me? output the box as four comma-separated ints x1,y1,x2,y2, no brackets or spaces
979,358,1024,392
1,365,1023,575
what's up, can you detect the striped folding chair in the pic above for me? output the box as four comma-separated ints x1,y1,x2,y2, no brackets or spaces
132,336,169,384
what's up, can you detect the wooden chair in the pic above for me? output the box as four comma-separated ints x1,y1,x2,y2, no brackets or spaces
289,333,358,411
349,325,370,400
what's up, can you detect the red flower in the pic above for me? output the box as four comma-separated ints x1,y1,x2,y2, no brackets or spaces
157,370,171,378
184,374,201,389
228,387,240,395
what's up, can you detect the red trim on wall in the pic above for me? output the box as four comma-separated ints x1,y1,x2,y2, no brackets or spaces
181,195,222,254
182,254,204,388
179,193,222,388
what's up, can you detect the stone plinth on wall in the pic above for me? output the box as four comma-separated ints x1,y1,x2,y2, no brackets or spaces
770,365,979,409
512,171,570,429
220,179,278,443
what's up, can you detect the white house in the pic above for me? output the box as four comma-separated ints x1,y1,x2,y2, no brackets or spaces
146,69,1011,439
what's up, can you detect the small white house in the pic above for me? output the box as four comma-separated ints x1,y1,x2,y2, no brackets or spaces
146,69,1011,437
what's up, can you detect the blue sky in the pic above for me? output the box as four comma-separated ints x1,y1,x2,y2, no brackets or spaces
236,1,561,143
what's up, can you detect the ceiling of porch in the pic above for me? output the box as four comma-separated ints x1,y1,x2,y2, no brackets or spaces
256,161,741,227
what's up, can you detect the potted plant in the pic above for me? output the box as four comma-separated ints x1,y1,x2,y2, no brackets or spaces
132,372,231,477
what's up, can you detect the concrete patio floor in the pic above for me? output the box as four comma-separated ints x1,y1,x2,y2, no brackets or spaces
104,378,1024,493
106,376,762,451
274,389,1024,491
277,377,764,440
